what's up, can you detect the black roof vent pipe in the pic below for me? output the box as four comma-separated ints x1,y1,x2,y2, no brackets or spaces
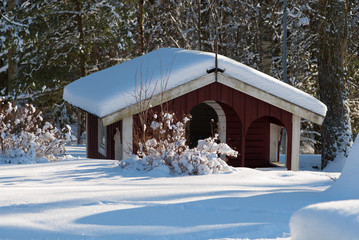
206,39,225,81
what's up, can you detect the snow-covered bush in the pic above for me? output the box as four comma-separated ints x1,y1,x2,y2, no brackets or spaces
120,112,238,175
0,98,71,162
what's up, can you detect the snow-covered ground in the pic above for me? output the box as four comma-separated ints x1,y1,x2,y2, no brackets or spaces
289,137,359,240
290,199,359,240
0,145,342,240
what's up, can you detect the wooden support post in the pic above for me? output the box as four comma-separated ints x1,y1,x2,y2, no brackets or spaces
291,115,301,171
122,116,133,159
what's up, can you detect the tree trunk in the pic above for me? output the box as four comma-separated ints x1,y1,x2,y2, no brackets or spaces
259,0,273,75
75,0,87,144
75,0,87,78
76,109,85,145
7,0,18,92
197,0,202,51
318,0,352,169
137,0,144,55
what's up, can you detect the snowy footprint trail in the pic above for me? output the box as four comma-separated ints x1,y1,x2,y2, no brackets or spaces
0,146,338,240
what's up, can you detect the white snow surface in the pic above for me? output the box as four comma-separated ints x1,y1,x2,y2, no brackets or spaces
63,48,327,118
326,136,359,198
0,145,341,240
290,200,359,240
290,136,359,240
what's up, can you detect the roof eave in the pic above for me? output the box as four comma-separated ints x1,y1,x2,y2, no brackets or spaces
101,72,326,126
217,73,325,125
101,73,216,126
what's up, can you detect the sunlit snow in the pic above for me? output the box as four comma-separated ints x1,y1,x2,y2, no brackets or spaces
290,136,359,240
0,145,342,240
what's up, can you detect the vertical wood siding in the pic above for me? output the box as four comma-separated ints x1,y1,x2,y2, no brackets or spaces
86,113,104,159
245,118,270,167
86,112,122,160
106,120,122,160
219,103,242,167
89,81,293,169
160,82,293,169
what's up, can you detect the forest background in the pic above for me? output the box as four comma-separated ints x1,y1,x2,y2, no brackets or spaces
1,0,358,168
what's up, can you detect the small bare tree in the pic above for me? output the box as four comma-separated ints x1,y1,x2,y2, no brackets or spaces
0,98,71,161
132,57,174,155
133,63,157,149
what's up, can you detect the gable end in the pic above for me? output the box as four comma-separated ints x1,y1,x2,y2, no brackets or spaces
217,73,325,125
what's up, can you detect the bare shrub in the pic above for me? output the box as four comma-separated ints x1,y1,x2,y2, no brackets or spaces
121,111,238,175
0,98,71,162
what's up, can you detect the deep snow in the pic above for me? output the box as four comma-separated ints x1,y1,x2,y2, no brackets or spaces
0,145,341,240
290,200,359,240
290,137,359,240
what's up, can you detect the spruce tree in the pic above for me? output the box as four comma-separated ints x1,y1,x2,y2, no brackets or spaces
318,0,352,168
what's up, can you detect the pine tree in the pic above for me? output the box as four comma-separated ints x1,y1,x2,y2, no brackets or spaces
16,0,135,98
0,0,28,95
2,1,136,139
347,0,359,139
318,0,352,168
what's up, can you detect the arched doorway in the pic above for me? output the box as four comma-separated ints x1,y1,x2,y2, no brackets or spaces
187,101,243,166
188,102,219,148
245,116,286,168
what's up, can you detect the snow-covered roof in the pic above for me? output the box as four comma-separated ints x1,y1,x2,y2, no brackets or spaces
63,48,326,124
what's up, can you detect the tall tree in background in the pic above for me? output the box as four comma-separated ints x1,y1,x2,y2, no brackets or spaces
347,0,359,138
0,0,27,95
75,0,86,144
273,1,324,153
318,0,352,168
6,0,17,92
0,0,137,144
258,0,275,75
10,0,134,136
137,0,145,55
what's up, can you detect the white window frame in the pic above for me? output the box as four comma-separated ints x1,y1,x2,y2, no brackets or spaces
98,119,107,156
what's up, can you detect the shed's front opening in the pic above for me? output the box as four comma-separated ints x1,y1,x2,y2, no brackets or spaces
245,116,287,168
188,103,219,148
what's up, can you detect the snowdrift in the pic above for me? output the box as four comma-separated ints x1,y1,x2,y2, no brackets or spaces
290,136,359,240
290,200,359,240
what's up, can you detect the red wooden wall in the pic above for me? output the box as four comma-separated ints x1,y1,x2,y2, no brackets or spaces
86,113,104,159
163,82,293,169
219,103,242,167
245,118,270,168
86,113,121,160
87,81,293,169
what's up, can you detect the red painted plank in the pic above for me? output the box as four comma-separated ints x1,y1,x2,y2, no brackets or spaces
221,84,228,103
210,84,216,100
186,90,198,112
264,118,270,163
204,84,211,100
270,105,281,121
180,95,187,114
198,87,206,103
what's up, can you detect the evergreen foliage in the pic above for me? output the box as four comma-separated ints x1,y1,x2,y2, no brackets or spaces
1,0,135,126
318,0,353,168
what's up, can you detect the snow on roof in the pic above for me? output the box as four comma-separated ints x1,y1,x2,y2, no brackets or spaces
63,48,327,119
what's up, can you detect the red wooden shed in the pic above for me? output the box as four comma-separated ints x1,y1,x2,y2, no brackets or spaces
63,48,327,170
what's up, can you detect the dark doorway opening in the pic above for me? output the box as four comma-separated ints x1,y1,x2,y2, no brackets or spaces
188,103,218,148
